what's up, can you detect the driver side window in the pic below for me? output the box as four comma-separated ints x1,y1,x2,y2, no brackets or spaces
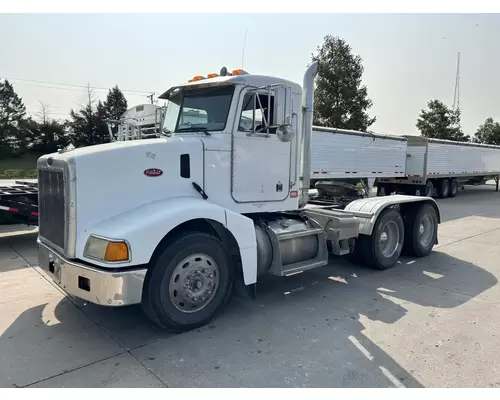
238,92,276,134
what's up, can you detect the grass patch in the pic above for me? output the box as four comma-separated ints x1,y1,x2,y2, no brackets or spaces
0,153,41,180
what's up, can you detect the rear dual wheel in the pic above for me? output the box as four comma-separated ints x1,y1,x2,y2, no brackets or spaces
355,203,438,269
438,179,450,198
449,178,458,198
356,208,404,270
402,203,438,257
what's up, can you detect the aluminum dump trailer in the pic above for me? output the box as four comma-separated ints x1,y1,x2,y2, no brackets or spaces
379,136,500,198
310,127,407,180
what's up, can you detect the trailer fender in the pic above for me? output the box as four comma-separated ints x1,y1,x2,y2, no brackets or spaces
77,196,258,285
344,194,440,236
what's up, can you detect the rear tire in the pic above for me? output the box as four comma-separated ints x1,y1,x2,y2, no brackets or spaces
438,179,450,198
449,178,458,198
425,180,434,197
357,208,404,270
402,203,438,257
142,232,234,332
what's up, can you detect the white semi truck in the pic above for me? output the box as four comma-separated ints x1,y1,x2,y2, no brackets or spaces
37,63,441,332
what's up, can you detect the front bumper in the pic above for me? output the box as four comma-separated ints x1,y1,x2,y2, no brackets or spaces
37,239,147,306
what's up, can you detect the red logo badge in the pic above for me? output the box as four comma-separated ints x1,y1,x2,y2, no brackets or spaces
144,168,163,177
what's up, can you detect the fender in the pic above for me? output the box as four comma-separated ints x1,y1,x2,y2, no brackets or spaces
344,194,441,236
76,196,258,285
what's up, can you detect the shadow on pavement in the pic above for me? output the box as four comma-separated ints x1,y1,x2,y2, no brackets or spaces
0,230,38,273
2,247,494,388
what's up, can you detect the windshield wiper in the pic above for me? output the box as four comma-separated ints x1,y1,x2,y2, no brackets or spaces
177,126,211,136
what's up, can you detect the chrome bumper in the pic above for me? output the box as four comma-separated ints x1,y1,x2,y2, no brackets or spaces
37,239,147,306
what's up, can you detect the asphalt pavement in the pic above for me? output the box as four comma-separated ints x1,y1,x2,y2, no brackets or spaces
1,185,500,388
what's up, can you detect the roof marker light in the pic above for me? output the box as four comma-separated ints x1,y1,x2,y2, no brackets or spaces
231,69,249,75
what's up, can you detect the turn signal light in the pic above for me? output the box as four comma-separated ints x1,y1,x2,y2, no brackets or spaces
104,242,129,262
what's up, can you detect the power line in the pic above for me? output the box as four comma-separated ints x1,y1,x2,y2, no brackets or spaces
1,76,155,95
7,81,150,99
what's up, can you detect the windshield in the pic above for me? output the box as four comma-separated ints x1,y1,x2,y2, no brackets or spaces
162,85,234,134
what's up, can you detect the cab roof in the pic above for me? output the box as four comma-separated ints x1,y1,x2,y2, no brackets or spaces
158,73,302,100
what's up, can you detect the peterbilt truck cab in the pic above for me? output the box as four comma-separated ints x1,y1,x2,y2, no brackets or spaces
37,63,441,332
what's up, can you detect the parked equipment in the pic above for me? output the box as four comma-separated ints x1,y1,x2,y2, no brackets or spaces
36,63,443,332
378,135,500,197
0,181,38,226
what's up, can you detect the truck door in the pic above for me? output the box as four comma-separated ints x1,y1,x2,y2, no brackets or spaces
231,89,293,203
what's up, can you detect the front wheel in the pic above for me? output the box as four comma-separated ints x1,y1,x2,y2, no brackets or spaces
142,232,234,332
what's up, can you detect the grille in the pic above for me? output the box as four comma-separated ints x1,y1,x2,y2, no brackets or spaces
38,169,66,250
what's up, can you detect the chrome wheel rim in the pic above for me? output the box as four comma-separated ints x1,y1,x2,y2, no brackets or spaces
378,221,400,258
169,253,220,313
419,214,435,248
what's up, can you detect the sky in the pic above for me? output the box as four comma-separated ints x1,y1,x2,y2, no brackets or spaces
1,13,499,137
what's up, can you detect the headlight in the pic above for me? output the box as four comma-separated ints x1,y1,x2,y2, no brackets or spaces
83,235,130,263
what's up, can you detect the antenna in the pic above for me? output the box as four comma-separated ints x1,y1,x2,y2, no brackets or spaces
452,52,460,114
241,28,248,69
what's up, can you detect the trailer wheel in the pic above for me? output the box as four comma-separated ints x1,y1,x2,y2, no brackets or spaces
142,232,234,332
449,178,458,198
425,180,434,197
402,203,438,257
357,208,404,270
438,179,450,198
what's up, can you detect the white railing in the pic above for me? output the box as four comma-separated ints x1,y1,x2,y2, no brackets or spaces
106,106,166,142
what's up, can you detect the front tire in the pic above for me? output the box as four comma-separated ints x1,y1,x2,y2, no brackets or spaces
142,232,234,332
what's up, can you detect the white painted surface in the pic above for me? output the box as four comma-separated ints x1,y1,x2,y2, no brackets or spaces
310,129,407,179
405,144,427,177
427,141,500,176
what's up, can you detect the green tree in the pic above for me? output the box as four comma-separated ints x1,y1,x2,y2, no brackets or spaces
472,117,500,145
103,85,128,121
0,79,29,158
26,118,70,154
416,100,469,142
311,35,376,132
67,87,110,148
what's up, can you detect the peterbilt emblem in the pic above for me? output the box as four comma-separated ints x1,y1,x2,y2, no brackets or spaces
144,168,163,177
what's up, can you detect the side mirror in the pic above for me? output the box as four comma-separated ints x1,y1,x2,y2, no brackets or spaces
274,86,294,142
273,86,292,127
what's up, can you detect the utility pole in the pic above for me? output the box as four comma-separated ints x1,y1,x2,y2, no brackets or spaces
146,93,155,104
452,52,461,130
